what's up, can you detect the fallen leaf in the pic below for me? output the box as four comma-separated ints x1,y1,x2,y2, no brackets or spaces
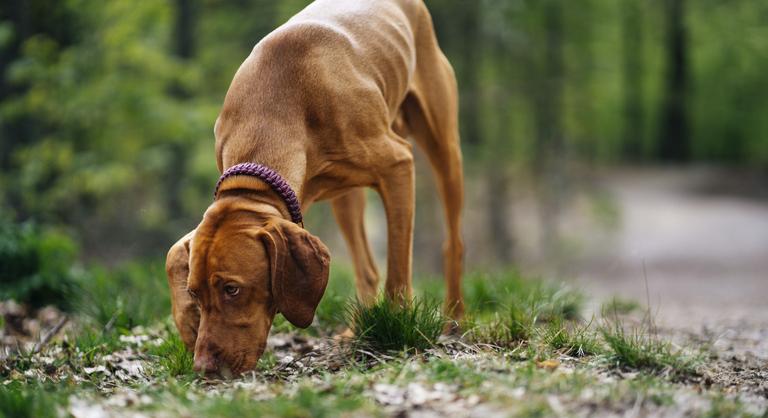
536,359,560,371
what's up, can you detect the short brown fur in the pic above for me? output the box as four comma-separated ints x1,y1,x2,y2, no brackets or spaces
166,0,464,375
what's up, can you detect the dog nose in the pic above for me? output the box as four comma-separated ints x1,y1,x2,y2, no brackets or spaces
193,351,219,374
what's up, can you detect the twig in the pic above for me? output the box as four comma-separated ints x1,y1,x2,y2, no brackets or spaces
33,316,69,354
642,260,658,339
356,348,387,365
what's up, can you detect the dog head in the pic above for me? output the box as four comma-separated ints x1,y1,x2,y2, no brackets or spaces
182,198,329,376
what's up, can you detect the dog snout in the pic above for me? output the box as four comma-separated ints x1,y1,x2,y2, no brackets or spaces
193,349,219,374
193,336,221,374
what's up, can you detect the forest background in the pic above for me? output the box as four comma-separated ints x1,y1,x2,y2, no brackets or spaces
1,0,766,276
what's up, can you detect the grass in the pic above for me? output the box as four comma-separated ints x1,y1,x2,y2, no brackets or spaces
345,296,444,353
148,330,195,377
2,265,752,417
601,297,642,316
464,303,536,346
0,382,67,418
71,327,124,367
542,319,602,357
272,265,355,334
600,319,699,378
75,260,170,330
196,387,369,418
704,395,762,418
459,272,584,348
443,271,584,321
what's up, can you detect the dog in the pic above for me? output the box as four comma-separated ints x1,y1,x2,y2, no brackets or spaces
166,0,464,376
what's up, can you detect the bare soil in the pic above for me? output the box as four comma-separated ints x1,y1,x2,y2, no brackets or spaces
570,167,768,406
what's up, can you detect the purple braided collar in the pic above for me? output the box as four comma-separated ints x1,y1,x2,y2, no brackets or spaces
214,162,303,225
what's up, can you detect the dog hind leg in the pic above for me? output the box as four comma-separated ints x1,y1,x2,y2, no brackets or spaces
402,39,465,326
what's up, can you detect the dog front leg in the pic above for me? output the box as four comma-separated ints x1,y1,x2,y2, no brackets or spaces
375,139,415,304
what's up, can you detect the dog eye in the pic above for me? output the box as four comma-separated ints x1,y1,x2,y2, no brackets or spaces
223,285,240,297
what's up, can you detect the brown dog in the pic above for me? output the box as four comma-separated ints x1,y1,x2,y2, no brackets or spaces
166,0,464,375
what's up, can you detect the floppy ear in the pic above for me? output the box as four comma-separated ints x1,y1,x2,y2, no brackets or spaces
258,219,330,328
166,230,200,350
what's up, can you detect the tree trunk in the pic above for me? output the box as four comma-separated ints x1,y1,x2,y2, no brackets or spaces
166,0,197,219
621,0,645,160
486,164,514,264
174,0,196,59
0,0,31,170
658,0,690,161
485,35,515,265
533,0,565,261
457,2,482,148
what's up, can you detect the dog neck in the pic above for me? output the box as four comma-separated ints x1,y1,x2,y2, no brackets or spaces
214,163,303,225
215,175,298,225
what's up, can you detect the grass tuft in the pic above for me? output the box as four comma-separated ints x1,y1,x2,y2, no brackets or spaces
542,319,603,357
464,302,537,346
600,320,698,377
346,296,444,353
148,332,195,377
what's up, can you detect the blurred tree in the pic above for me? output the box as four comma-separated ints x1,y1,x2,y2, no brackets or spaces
658,0,690,161
0,0,767,267
621,0,645,160
565,0,597,163
165,0,199,220
427,0,482,149
174,0,197,60
477,1,518,264
0,0,80,175
531,0,566,258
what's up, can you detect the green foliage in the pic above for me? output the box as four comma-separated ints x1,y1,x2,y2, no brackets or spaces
690,1,768,163
459,271,585,347
0,0,765,265
0,266,728,417
462,274,501,311
457,271,583,321
464,305,535,347
1,0,218,256
704,395,758,418
149,332,195,377
0,216,79,309
600,320,698,377
272,265,355,334
346,296,444,353
313,265,356,329
601,297,641,316
72,333,121,368
197,386,366,418
0,382,65,418
75,260,170,329
542,319,602,357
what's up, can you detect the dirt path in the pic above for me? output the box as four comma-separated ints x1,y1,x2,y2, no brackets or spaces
571,167,768,358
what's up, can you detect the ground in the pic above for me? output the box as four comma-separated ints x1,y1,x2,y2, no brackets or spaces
2,270,767,418
2,167,767,417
